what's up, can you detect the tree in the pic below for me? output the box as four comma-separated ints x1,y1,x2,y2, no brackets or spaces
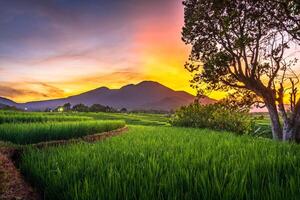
0,105,20,111
182,0,300,141
89,104,107,112
72,104,89,112
63,103,71,112
120,108,128,113
105,106,116,113
44,107,52,112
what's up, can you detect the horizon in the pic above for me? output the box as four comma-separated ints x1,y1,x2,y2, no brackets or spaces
0,0,205,103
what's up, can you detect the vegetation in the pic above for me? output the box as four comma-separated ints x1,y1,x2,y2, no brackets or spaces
0,120,125,144
182,0,300,141
54,103,117,113
89,104,113,112
3,0,300,198
0,110,291,199
71,104,90,112
75,112,170,126
0,110,169,126
0,111,93,124
170,103,254,135
0,105,20,111
21,125,300,200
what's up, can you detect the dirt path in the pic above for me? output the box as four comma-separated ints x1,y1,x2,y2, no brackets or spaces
0,126,129,200
0,148,40,200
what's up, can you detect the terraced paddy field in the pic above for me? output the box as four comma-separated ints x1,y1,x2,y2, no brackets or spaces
1,111,299,200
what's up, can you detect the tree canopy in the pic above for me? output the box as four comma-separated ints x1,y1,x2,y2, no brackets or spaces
182,0,300,141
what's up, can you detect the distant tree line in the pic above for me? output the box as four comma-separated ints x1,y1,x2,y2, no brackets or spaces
0,104,21,111
130,109,171,114
49,103,172,114
50,103,125,113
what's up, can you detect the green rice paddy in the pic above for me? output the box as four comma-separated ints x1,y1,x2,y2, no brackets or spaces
0,111,299,199
21,126,300,200
0,120,125,144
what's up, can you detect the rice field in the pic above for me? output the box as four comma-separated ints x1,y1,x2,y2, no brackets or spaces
0,111,169,126
20,125,300,200
0,120,125,144
1,111,297,199
0,111,93,124
76,112,170,126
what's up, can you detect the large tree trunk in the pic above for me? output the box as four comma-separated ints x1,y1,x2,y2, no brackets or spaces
295,124,300,143
265,102,282,140
293,102,300,142
282,102,300,142
282,121,295,141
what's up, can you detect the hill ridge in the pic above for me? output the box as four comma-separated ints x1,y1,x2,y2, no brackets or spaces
0,81,216,111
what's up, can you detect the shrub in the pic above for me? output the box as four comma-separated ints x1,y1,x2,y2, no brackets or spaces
170,103,254,134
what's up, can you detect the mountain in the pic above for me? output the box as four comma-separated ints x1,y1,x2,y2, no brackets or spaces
0,97,17,107
0,81,217,111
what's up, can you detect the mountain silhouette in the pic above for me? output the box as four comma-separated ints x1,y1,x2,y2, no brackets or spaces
0,81,216,111
0,97,17,107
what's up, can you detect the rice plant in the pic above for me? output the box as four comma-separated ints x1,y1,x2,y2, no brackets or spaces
0,112,93,124
0,120,125,144
20,125,300,200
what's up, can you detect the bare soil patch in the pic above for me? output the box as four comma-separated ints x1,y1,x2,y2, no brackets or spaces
0,148,40,200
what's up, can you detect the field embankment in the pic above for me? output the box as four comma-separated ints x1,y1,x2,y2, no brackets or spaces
0,147,40,200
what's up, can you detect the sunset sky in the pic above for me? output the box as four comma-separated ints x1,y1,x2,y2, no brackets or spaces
0,0,201,103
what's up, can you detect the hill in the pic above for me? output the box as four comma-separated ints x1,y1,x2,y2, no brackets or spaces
0,81,216,111
0,97,17,107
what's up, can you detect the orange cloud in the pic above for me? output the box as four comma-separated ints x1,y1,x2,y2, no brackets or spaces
0,82,65,102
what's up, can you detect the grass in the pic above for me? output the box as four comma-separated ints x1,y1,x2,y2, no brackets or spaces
0,111,169,126
76,112,170,126
0,111,93,124
252,116,273,138
0,120,125,144
20,125,300,200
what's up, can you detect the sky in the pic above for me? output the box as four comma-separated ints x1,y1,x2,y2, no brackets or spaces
0,0,200,103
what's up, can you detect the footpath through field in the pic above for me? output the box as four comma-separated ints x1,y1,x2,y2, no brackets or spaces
0,147,40,200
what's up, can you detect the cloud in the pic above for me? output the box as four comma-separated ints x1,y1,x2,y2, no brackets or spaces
0,71,147,102
0,85,46,99
31,82,65,97
0,0,195,102
0,82,65,102
71,71,149,86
